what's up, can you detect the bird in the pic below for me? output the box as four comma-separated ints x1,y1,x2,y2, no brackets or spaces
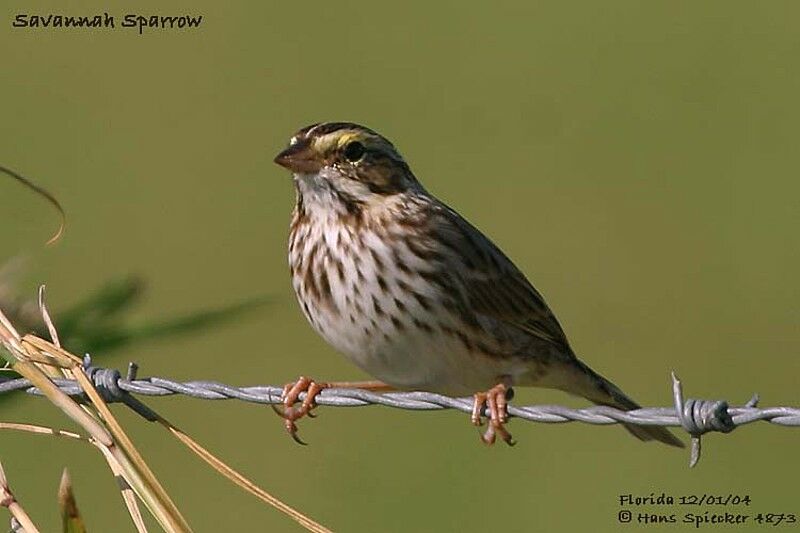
273,121,683,448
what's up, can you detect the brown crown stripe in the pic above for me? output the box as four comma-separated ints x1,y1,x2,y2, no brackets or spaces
305,122,381,138
295,122,322,137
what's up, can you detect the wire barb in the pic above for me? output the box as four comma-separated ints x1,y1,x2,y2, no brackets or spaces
80,355,159,422
1,364,797,466
671,372,737,467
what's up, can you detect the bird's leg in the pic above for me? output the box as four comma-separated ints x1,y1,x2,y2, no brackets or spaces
472,382,515,446
275,377,391,444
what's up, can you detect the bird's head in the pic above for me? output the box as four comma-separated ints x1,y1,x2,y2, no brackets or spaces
274,122,421,210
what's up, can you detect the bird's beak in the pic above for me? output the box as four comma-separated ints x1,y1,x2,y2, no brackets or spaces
274,139,323,174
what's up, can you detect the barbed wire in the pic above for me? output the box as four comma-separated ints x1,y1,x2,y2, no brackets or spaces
1,358,798,466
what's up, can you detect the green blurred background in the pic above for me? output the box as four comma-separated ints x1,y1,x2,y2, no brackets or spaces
2,1,798,531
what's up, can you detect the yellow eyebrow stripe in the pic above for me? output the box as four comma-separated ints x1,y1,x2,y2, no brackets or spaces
311,131,365,154
335,132,361,147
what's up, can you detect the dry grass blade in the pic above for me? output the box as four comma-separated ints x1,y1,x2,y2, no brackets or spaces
156,416,332,533
0,422,147,533
93,445,149,533
58,469,87,533
0,460,41,533
8,356,113,447
0,422,84,441
33,341,189,531
0,301,24,352
0,165,65,245
2,356,161,529
35,289,144,530
2,290,332,532
29,290,191,532
0,307,190,532
38,286,61,349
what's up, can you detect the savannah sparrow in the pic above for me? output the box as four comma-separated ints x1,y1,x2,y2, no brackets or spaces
274,122,683,448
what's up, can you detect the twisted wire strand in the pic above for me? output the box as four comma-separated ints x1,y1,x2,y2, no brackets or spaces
3,362,799,467
1,368,798,428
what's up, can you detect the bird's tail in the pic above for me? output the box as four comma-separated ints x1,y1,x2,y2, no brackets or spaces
565,359,684,448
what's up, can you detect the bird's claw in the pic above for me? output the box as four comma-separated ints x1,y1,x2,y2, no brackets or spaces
273,376,327,445
472,383,515,446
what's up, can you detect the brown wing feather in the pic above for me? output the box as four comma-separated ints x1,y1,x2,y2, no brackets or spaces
421,202,684,447
431,203,573,354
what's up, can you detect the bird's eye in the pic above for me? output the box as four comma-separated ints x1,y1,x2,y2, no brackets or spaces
343,141,365,162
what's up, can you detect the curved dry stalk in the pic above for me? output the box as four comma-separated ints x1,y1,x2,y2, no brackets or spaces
157,417,332,533
0,422,147,533
0,422,85,440
35,288,147,530
1,307,190,532
2,289,334,533
0,164,65,245
38,286,61,348
0,460,41,533
93,444,148,533
28,288,190,532
26,336,188,525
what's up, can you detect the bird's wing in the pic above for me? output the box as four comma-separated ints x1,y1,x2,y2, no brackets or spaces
433,204,572,353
